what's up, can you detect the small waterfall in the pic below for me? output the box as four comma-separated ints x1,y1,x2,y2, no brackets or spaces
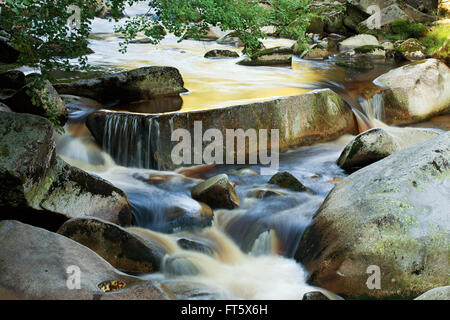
102,113,169,170
360,93,386,125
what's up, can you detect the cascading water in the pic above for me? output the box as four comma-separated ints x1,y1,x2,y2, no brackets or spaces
360,93,387,125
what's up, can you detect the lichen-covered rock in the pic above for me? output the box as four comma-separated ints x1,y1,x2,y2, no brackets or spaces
268,171,312,193
309,1,347,34
0,112,57,211
302,46,329,60
57,217,167,274
190,174,240,209
204,49,239,59
337,127,439,171
343,3,370,32
237,47,293,66
53,66,187,104
395,38,426,61
0,220,169,300
0,112,133,230
295,132,450,299
374,59,450,125
354,45,386,58
40,158,133,226
3,79,68,126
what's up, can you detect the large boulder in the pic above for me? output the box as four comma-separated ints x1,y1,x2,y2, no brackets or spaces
53,67,187,104
190,174,240,209
57,217,167,274
374,59,450,125
296,132,450,299
337,127,440,171
3,79,68,126
86,89,358,170
0,112,133,230
0,220,169,300
238,47,293,66
359,3,435,31
40,158,133,226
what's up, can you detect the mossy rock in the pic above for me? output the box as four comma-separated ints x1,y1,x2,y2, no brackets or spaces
204,49,239,59
268,171,313,193
58,217,167,274
296,132,450,299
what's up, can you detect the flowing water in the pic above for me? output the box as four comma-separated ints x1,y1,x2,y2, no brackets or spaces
53,3,439,300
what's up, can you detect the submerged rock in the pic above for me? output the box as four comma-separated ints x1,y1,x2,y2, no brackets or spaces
53,66,187,104
57,217,167,274
296,132,450,299
0,112,133,230
204,50,239,59
237,47,293,66
190,174,240,209
268,171,312,193
374,59,450,125
0,220,169,299
247,188,285,199
164,202,214,233
337,127,439,171
3,79,68,126
177,238,214,256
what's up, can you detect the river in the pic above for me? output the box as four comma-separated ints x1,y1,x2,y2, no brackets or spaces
52,3,424,300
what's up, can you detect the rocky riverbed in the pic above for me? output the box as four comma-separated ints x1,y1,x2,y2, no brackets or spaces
0,0,449,300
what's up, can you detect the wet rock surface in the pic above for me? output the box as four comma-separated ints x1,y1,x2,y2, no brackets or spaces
296,132,450,299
